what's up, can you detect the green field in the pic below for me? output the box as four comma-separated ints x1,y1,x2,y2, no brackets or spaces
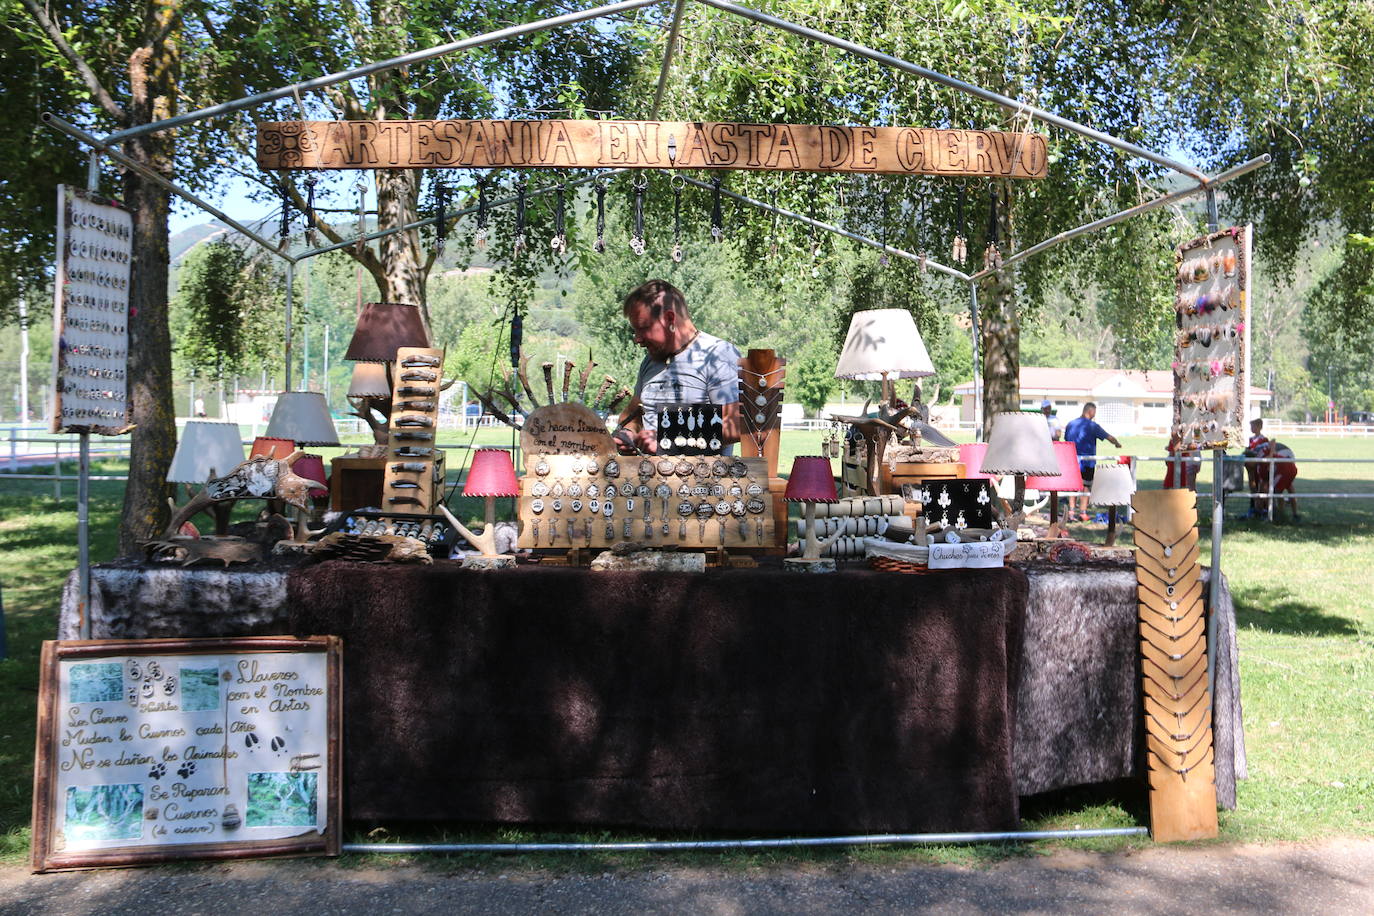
2,430,1372,863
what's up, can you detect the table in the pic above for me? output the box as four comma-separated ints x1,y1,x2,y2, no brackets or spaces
61,558,1245,827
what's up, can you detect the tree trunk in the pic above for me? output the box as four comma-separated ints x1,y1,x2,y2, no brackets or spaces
978,180,1019,440
117,2,180,556
374,166,429,323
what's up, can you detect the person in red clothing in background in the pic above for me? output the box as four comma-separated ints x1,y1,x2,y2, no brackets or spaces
1251,437,1300,521
1242,418,1270,517
1163,432,1200,489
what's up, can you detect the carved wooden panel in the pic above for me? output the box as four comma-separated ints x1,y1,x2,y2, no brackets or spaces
1132,489,1219,842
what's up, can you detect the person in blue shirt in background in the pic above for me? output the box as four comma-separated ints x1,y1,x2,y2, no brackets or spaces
1064,401,1122,522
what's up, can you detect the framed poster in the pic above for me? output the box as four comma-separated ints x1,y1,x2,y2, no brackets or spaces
51,184,133,435
32,637,341,872
1173,226,1252,451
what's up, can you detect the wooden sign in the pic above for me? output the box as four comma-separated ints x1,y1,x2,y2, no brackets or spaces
520,402,617,456
257,120,1049,178
32,637,341,871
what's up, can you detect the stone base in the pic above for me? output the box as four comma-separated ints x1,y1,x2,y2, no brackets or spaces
591,550,706,572
460,554,518,570
783,557,837,574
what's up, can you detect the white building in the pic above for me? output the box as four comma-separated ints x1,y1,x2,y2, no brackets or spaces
952,367,1271,434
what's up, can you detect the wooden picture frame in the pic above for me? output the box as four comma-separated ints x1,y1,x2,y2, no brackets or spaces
32,636,341,872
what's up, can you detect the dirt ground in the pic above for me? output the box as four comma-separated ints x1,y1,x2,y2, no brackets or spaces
3,838,1373,914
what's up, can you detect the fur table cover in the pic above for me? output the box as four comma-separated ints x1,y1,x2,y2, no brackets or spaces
287,562,1029,834
1014,564,1245,808
59,565,291,640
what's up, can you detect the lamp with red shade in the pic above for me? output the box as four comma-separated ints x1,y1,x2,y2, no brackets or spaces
1025,441,1084,537
784,456,840,570
438,448,519,564
957,442,995,481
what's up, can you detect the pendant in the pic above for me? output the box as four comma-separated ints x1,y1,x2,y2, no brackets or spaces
624,519,633,538
755,412,767,424
677,407,685,425
712,409,721,426
586,458,600,476
687,411,696,431
674,434,688,448
589,499,599,514
755,394,767,407
532,520,540,542
671,242,683,263
475,227,488,250
512,233,526,258
630,235,646,256
660,437,673,452
550,233,567,255
593,235,606,253
535,456,550,476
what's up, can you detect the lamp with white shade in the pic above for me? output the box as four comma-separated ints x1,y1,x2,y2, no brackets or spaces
166,421,247,535
263,391,341,447
980,411,1059,528
1090,461,1137,546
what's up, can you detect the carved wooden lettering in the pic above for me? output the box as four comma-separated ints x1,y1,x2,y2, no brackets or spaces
257,120,1048,178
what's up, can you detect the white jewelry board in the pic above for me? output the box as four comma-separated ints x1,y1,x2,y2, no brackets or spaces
32,637,341,872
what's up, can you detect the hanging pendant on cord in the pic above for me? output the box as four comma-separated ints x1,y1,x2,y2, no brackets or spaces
512,179,528,258
710,174,725,242
474,176,489,250
629,175,647,256
550,182,567,255
433,180,447,259
593,178,607,253
671,175,684,263
952,184,967,264
303,176,318,248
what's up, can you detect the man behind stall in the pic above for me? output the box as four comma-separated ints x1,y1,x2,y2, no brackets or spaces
1064,402,1122,521
613,279,742,455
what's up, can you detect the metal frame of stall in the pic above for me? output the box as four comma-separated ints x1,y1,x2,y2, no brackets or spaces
42,0,1267,849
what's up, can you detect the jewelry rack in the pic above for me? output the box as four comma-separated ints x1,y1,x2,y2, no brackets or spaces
738,349,787,480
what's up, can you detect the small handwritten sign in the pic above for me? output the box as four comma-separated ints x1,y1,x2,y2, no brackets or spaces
520,403,616,457
257,120,1049,179
32,637,341,871
927,540,1005,569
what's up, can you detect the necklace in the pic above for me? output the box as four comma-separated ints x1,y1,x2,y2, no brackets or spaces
1133,524,1196,559
740,401,777,458
744,364,787,388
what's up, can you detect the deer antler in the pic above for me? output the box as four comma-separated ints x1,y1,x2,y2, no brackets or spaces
517,353,542,408
577,350,597,401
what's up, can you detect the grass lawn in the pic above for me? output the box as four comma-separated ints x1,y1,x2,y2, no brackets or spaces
2,431,1372,866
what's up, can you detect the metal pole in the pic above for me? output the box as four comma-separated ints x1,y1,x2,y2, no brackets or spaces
343,827,1147,855
968,155,1270,282
284,261,295,391
18,296,30,424
77,435,90,638
1208,448,1224,707
323,324,330,402
650,0,690,118
40,114,291,262
1206,189,1219,232
98,0,668,146
694,0,1208,181
970,282,983,441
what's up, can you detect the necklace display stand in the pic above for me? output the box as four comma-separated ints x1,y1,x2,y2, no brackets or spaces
739,349,788,550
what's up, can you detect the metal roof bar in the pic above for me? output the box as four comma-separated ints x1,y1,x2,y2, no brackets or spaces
967,154,1271,281
294,169,631,261
677,174,971,282
693,0,1209,183
650,0,690,118
41,112,293,262
98,0,668,145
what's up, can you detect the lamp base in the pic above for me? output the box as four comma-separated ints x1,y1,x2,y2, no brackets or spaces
460,554,517,570
783,557,837,574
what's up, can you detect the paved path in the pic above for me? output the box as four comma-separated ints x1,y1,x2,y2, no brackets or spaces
4,839,1373,914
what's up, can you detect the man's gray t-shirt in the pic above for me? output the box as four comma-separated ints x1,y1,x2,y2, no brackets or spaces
633,331,741,432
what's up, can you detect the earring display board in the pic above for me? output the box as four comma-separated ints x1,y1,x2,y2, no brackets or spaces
382,347,446,515
32,636,341,872
1130,489,1218,842
1173,226,1251,451
652,403,723,456
51,185,133,435
917,479,995,530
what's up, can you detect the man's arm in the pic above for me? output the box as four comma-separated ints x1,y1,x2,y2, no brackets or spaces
1098,422,1122,448
720,400,741,445
614,395,658,454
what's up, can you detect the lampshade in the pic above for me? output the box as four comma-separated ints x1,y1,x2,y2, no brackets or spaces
263,392,341,447
347,361,391,398
343,301,432,362
292,453,329,499
167,421,245,483
784,456,839,502
980,412,1059,476
958,442,995,481
463,448,519,498
249,436,296,459
1026,441,1085,493
834,308,936,380
1090,462,1136,507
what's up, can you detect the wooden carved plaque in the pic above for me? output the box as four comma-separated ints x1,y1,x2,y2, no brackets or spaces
257,120,1049,178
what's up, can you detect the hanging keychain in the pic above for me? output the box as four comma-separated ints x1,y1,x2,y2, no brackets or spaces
710,174,725,242
512,178,528,258
984,184,1003,271
434,179,448,259
629,175,648,256
550,182,567,255
592,177,607,252
278,183,291,244
354,180,367,257
474,176,489,250
671,175,685,263
952,184,968,264
303,176,318,247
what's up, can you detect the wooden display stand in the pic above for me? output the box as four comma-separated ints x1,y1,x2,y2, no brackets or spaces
329,456,387,512
383,346,445,515
1132,489,1218,842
